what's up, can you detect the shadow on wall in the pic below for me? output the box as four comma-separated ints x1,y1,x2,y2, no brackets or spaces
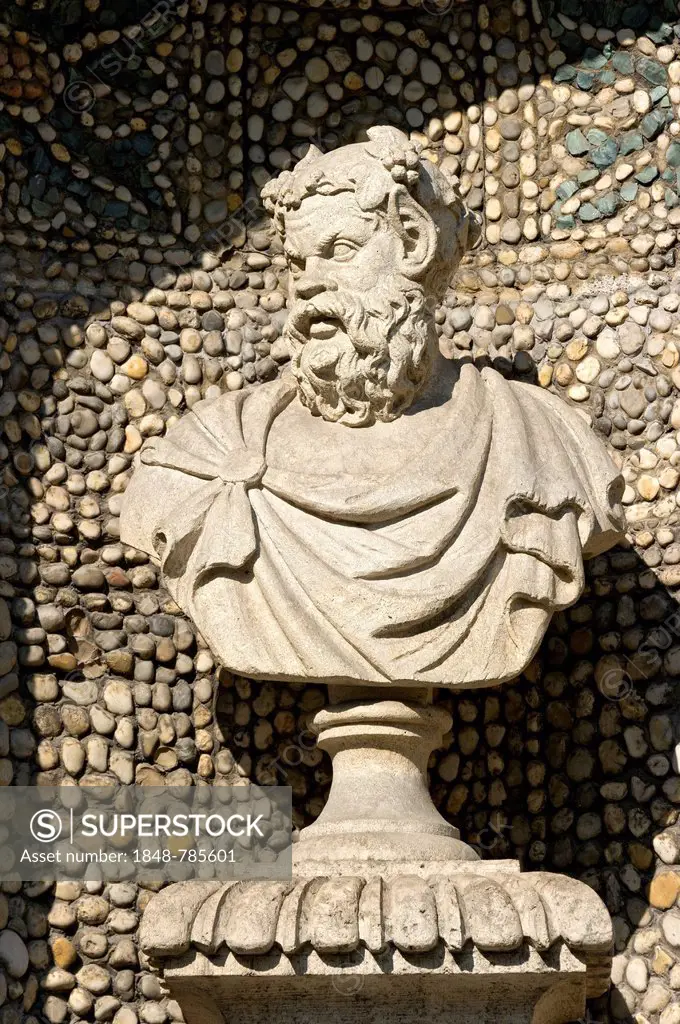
434,543,680,1024
0,0,677,257
241,543,680,1024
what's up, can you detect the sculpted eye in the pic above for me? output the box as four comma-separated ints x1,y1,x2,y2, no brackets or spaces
331,240,358,262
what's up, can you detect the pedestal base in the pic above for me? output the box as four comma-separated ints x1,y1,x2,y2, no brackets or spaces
138,691,612,1024
163,951,590,1024
140,865,612,1024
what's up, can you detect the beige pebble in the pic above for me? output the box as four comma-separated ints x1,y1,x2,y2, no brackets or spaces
575,356,600,383
638,476,661,501
124,425,143,453
306,57,330,83
615,163,634,181
633,90,652,114
660,468,680,490
121,355,148,380
486,198,502,221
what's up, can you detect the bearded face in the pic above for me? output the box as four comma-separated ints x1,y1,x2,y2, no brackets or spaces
280,191,439,428
283,287,434,428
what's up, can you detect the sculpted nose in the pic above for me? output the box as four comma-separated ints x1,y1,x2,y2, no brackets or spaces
294,259,338,301
295,278,327,300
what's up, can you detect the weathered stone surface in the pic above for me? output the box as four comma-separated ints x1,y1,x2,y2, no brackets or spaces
6,9,680,1024
141,867,613,965
122,128,623,692
0,930,29,978
139,867,613,1024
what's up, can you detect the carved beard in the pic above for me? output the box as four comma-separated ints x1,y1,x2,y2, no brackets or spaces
283,288,436,428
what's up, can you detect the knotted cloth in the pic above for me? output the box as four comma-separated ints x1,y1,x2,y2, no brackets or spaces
122,367,624,688
137,381,294,589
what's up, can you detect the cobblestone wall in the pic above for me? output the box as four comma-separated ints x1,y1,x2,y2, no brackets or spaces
1,1,680,1023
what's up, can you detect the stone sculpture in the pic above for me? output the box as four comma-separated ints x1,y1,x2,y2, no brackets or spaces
122,127,626,1024
122,126,623,691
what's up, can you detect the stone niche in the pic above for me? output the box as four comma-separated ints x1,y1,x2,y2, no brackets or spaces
1,2,680,1024
120,3,642,1023
128,1,680,1023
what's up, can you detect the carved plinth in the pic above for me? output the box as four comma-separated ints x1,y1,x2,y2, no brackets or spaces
140,865,612,1024
140,693,613,1024
154,966,593,1024
295,686,478,868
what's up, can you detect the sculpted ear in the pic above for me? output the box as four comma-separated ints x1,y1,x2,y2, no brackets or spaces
390,189,438,278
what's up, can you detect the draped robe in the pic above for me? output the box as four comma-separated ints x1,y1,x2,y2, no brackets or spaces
121,364,624,689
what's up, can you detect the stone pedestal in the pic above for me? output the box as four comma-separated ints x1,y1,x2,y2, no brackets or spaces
156,948,599,1024
296,686,478,867
140,865,612,1024
139,691,613,1024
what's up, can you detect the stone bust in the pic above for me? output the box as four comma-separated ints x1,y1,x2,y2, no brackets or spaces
121,126,625,690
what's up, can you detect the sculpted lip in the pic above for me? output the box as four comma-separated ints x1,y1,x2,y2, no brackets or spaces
308,318,341,339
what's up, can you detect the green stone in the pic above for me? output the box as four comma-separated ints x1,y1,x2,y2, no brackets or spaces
667,143,680,168
577,168,599,185
68,180,89,198
646,19,673,44
612,52,634,74
620,131,644,155
132,134,155,157
566,129,589,156
33,147,52,175
641,109,667,140
581,47,608,70
554,65,577,82
651,86,669,105
104,200,129,218
556,214,575,230
637,57,667,86
620,182,638,202
586,129,609,146
596,192,621,216
665,189,680,209
589,139,618,169
561,30,581,54
28,176,46,199
32,199,52,217
576,71,594,90
579,203,601,221
556,180,579,200
635,165,658,184
598,70,616,86
90,193,107,215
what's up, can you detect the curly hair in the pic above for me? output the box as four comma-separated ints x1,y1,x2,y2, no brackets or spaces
261,125,479,302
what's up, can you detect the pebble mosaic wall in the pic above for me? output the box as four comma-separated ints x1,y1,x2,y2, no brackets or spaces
0,1,680,1022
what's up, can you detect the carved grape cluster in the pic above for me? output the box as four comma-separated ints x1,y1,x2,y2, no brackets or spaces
262,128,427,222
371,133,423,189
